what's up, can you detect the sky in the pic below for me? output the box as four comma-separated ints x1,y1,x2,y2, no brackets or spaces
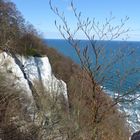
11,0,140,41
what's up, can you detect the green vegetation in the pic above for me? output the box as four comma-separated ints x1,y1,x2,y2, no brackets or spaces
15,33,47,56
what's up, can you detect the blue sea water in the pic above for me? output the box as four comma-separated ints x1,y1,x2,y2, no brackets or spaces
45,39,140,132
45,39,140,92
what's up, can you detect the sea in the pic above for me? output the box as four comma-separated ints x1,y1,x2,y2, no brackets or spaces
45,39,140,133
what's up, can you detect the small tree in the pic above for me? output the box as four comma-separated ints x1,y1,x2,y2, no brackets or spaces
0,0,25,48
50,0,140,139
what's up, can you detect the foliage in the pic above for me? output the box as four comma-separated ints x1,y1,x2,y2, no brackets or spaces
15,33,47,56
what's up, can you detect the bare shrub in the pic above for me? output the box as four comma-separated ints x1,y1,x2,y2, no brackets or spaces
49,0,138,139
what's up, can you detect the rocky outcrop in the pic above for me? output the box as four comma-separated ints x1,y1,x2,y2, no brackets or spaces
0,52,68,104
0,51,69,139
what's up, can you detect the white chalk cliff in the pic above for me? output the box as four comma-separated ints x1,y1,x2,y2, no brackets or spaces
0,52,68,104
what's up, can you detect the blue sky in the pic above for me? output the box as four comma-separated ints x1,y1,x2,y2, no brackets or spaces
11,0,140,41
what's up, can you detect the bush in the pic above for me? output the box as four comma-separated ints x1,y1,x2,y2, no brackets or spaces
44,45,130,140
14,33,47,56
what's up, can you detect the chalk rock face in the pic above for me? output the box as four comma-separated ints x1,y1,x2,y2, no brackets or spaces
0,52,33,98
0,52,68,101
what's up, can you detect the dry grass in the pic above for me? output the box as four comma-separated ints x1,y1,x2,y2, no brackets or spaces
0,72,39,140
